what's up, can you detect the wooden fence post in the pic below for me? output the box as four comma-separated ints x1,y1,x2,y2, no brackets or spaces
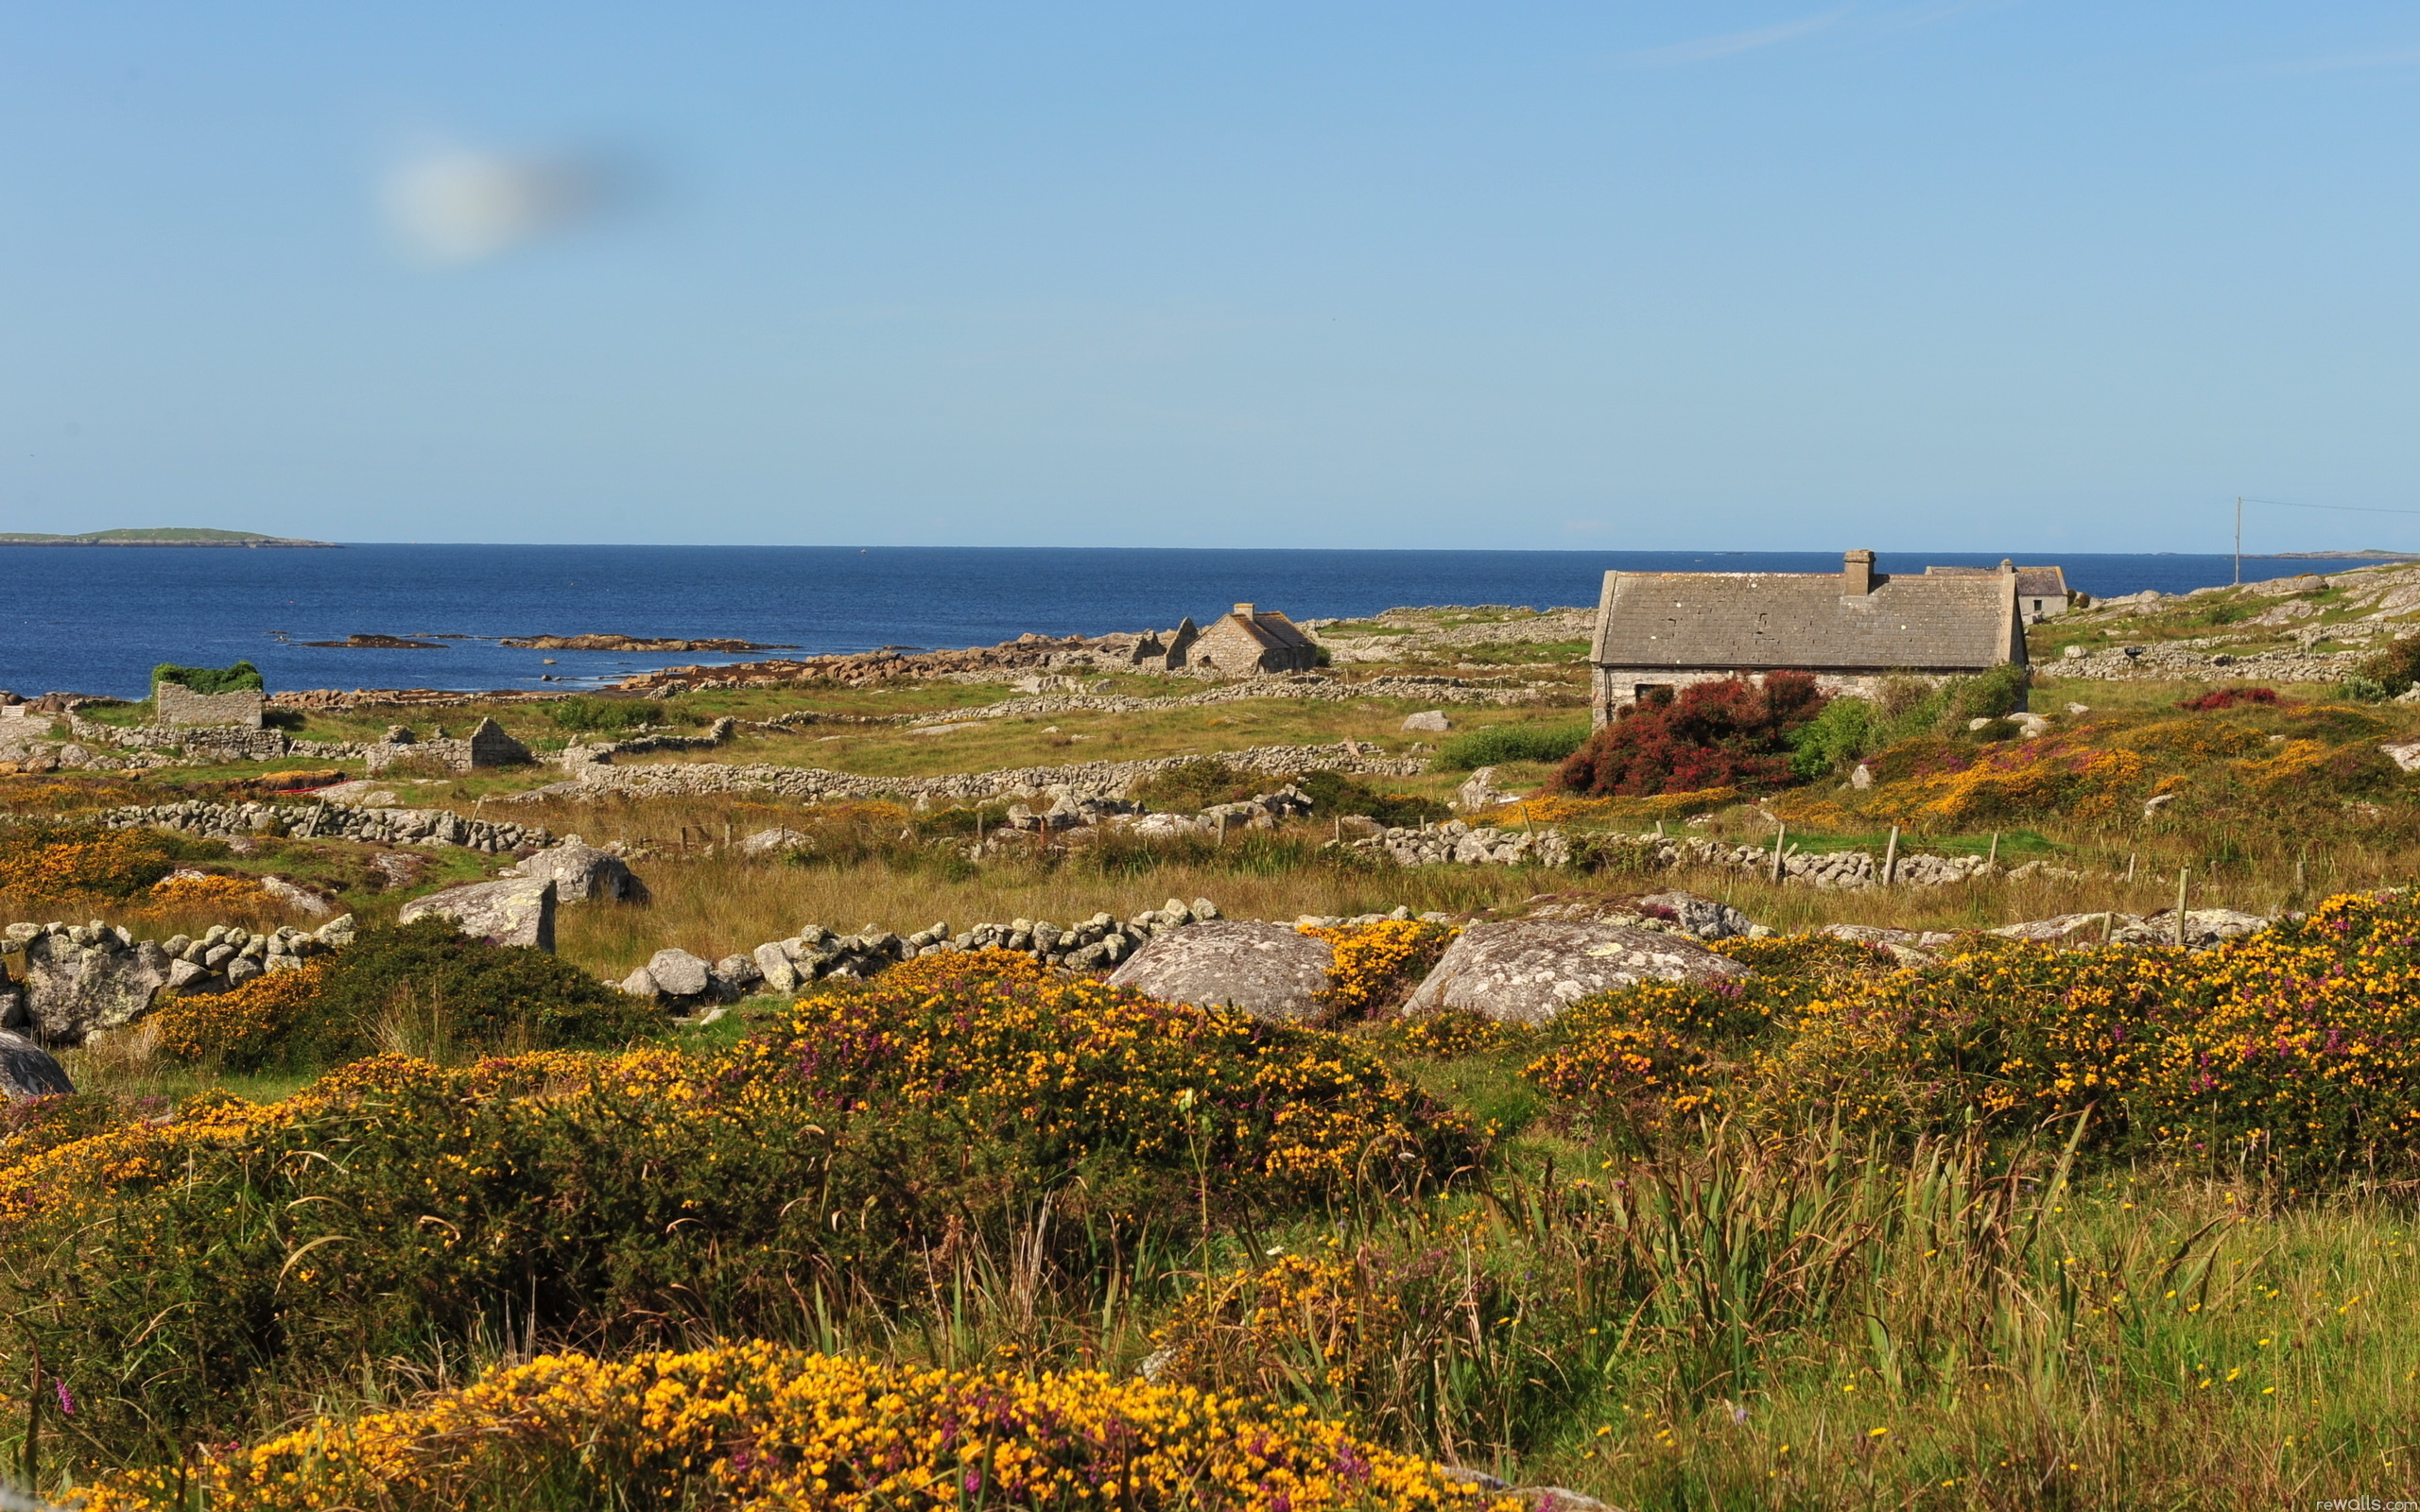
1882,825,1900,885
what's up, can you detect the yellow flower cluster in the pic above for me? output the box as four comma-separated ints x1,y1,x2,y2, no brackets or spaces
0,1050,682,1228
78,1343,1518,1512
743,953,1464,1192
144,870,278,913
1531,891,2420,1171
0,826,173,902
1298,920,1459,1018
148,959,328,1067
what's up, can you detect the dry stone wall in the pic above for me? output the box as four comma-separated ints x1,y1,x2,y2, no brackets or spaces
521,742,1424,806
106,799,551,853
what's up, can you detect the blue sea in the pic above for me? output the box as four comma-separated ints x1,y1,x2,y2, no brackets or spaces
0,545,2360,700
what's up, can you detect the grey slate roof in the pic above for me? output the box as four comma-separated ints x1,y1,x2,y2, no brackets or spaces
1927,563,2067,599
1213,610,1315,653
1590,570,2022,672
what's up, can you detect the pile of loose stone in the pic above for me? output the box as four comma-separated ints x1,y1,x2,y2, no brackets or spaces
618,898,1228,1007
147,915,357,990
106,799,548,853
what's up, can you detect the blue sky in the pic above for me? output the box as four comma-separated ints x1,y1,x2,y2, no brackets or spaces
2,3,2415,551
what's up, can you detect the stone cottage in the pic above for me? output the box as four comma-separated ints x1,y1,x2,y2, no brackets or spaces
1587,550,2026,725
1927,563,2071,623
1192,604,1321,676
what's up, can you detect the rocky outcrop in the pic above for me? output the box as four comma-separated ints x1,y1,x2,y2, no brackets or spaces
1106,920,1337,1023
0,1032,72,1100
399,878,557,951
507,837,643,902
1403,919,1752,1026
106,800,548,854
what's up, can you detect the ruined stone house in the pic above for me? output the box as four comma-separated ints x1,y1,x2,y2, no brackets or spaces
1587,551,2027,726
1128,618,1200,671
1191,604,1321,676
154,681,264,729
1927,563,2072,623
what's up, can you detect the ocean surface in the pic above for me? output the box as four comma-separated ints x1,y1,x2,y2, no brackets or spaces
0,545,2368,700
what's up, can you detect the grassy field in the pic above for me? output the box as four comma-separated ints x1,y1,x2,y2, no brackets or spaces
11,639,2420,1509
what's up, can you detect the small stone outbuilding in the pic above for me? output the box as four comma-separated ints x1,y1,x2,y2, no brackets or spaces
1927,563,2071,623
1588,550,2026,724
1191,604,1320,677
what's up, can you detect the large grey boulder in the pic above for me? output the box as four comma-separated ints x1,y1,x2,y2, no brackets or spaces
646,948,712,998
510,836,643,902
258,875,339,917
18,930,173,1045
739,828,812,857
1403,919,1751,1026
1106,919,1336,1023
399,877,558,951
0,1032,72,1100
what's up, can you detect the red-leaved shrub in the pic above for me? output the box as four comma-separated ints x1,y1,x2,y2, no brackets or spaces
1550,672,1827,798
2178,687,2279,711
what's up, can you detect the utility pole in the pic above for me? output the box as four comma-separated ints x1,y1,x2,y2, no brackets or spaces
2235,496,2242,586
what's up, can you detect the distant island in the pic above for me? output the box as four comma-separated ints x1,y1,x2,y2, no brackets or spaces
2259,549,2420,560
0,527,337,548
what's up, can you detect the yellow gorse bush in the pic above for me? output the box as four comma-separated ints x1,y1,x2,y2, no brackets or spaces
737,953,1471,1194
148,959,329,1068
1529,892,2420,1173
1298,920,1459,1019
0,825,175,902
144,870,277,913
77,1343,1520,1512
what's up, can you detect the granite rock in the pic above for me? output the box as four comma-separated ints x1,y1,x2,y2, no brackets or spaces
1404,919,1751,1026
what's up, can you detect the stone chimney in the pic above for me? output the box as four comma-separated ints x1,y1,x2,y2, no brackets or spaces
1842,550,1876,596
1234,603,1256,617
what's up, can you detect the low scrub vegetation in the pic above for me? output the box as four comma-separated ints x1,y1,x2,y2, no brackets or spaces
1434,720,1590,771
9,902,2420,1506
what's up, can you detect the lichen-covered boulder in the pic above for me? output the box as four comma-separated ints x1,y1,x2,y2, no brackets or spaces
510,836,644,902
398,877,558,951
1106,919,1335,1023
646,949,712,998
1403,919,1750,1026
18,929,173,1045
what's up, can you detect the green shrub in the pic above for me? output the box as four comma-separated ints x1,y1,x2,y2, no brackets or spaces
1944,662,2032,724
1787,696,1875,780
285,918,660,1063
1294,770,1449,828
151,661,263,696
1131,759,1268,812
1433,721,1590,771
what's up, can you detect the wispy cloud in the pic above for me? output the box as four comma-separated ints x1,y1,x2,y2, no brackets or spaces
1616,8,1851,67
